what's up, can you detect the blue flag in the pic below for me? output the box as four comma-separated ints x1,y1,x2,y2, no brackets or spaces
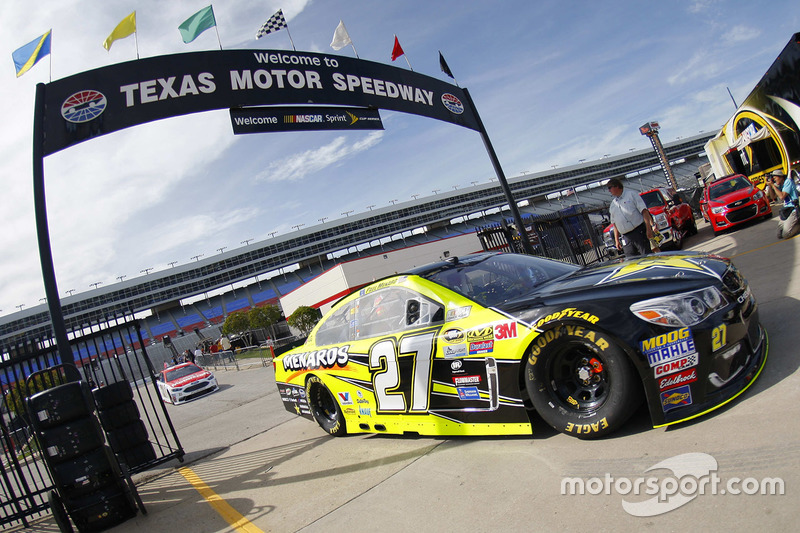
12,30,51,77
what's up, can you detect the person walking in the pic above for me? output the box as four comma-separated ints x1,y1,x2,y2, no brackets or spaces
767,170,800,239
607,177,659,256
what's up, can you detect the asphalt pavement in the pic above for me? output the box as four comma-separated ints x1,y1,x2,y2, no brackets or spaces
18,213,800,533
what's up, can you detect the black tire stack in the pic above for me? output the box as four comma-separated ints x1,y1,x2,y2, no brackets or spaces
92,381,156,472
26,381,141,532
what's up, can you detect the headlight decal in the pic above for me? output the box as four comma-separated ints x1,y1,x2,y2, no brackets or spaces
630,286,728,327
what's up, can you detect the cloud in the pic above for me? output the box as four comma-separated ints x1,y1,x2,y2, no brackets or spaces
256,131,384,182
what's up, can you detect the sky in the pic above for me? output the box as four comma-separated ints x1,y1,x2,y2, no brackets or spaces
1,0,799,315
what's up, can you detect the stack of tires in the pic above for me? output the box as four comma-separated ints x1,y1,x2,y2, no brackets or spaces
26,380,143,532
92,381,156,472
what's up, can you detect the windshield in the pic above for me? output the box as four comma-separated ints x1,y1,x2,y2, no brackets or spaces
422,254,579,307
165,364,204,381
640,190,664,209
709,176,751,200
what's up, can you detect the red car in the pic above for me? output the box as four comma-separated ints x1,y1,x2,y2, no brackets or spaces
639,187,697,249
700,174,772,235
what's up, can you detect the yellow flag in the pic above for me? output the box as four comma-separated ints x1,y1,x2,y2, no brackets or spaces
103,11,136,51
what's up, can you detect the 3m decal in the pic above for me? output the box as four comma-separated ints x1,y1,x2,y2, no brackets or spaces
533,308,600,329
653,354,698,378
661,384,693,412
642,328,698,367
658,369,698,391
494,321,518,340
457,387,481,400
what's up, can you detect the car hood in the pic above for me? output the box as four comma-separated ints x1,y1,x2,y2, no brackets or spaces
708,186,754,205
167,371,211,387
495,252,730,312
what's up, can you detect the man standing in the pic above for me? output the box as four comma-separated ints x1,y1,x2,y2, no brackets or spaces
607,178,658,256
767,170,799,239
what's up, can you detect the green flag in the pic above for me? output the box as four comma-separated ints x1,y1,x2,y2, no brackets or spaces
179,5,217,44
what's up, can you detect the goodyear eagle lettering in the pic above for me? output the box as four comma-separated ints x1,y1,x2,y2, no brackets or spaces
528,325,609,361
283,345,350,371
565,417,609,434
534,308,600,329
331,73,434,106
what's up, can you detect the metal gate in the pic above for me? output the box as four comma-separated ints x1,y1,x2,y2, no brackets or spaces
0,313,184,529
477,205,611,266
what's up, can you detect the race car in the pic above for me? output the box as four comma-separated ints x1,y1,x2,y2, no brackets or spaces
700,174,772,235
273,252,766,439
157,363,218,405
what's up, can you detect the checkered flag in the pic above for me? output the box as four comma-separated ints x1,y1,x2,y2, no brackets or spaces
256,9,287,39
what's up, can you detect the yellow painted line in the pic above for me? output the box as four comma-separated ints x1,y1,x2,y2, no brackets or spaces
179,467,265,533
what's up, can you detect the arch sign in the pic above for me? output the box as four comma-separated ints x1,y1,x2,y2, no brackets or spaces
33,49,530,364
40,49,479,155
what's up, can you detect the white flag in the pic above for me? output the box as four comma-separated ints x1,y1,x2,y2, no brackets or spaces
330,20,352,51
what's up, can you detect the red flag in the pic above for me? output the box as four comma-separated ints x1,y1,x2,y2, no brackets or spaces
391,35,404,61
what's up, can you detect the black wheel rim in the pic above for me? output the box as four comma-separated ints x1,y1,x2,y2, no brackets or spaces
545,342,609,412
311,384,339,423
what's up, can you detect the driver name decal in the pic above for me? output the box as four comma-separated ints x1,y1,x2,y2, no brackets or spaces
283,345,350,371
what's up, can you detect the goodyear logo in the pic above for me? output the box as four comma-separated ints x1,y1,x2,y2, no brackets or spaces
534,308,600,329
660,384,693,412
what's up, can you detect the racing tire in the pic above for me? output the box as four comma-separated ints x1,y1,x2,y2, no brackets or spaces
49,490,74,533
524,325,641,439
305,375,346,437
92,381,134,410
97,401,140,431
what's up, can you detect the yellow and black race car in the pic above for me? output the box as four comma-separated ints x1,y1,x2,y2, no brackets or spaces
274,252,767,439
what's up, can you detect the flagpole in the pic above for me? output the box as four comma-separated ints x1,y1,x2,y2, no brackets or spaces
49,29,53,83
285,27,296,51
351,43,359,59
404,55,413,72
211,6,223,50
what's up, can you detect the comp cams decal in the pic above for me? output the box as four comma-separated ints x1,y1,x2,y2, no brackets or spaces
653,354,698,378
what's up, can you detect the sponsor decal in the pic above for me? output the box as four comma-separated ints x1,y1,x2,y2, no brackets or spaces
467,326,494,342
457,387,481,400
469,340,494,355
356,398,369,404
442,328,465,343
337,392,353,405
446,306,472,321
359,278,399,296
61,90,107,123
443,343,467,358
284,113,323,123
494,321,518,340
450,360,463,371
642,328,698,367
282,345,350,371
534,308,600,329
359,406,371,416
661,384,693,412
441,93,465,114
653,354,698,378
344,407,356,415
453,375,481,386
658,369,698,391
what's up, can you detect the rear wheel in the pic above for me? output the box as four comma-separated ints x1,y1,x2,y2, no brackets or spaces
524,326,641,439
305,375,346,436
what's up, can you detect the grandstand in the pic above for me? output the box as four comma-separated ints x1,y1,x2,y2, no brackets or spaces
0,133,711,348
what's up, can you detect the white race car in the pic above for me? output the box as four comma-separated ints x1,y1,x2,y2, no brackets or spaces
157,363,218,405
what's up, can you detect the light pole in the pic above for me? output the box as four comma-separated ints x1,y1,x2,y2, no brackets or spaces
116,275,126,282
241,239,253,246
65,289,75,296
319,217,329,223
140,268,153,275
366,205,375,211
292,224,305,231
90,282,102,290
168,261,178,268
217,247,226,254
191,254,203,262
268,231,278,238
341,211,353,217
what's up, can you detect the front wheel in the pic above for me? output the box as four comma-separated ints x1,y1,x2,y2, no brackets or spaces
305,375,347,436
524,326,641,439
671,226,683,249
